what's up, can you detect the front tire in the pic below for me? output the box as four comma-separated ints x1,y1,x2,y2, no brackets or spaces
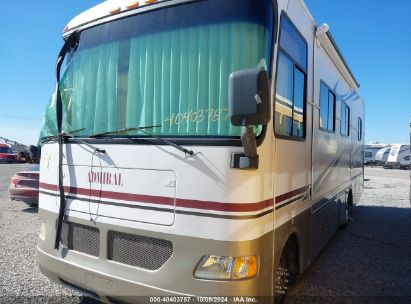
274,254,289,304
274,240,298,304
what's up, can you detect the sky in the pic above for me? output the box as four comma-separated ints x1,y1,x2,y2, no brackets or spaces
0,0,410,145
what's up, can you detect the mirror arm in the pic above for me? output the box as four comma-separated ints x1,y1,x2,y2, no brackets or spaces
241,125,258,159
230,124,259,170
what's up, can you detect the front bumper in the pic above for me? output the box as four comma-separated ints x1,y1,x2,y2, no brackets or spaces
8,188,39,205
38,246,191,302
37,209,273,303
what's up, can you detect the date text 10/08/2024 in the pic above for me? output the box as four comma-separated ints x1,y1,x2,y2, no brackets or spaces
149,296,258,303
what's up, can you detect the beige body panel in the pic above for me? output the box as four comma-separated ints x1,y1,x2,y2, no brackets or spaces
38,209,274,301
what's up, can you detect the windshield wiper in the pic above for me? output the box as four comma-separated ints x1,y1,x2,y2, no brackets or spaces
90,125,194,156
62,128,106,154
40,128,106,154
89,125,161,138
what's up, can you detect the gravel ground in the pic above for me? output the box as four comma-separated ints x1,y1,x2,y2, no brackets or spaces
0,164,410,303
286,167,411,304
0,164,98,304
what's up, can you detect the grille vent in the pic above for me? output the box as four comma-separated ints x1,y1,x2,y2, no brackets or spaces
108,231,173,270
61,221,100,257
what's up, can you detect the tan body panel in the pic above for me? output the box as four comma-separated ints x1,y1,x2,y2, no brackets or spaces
38,209,274,301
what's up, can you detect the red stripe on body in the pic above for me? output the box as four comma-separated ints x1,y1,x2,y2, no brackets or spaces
275,185,309,204
39,182,273,213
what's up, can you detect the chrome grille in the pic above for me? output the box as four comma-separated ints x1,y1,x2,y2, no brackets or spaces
61,221,100,257
108,231,173,270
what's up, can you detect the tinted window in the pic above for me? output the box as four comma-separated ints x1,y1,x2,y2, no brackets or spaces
328,92,335,131
364,151,372,157
280,16,307,70
293,68,305,138
319,82,335,132
275,15,307,140
358,117,363,141
341,102,350,136
275,53,294,136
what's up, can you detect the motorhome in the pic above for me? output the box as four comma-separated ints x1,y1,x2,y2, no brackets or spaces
37,0,364,302
386,144,410,169
374,146,391,166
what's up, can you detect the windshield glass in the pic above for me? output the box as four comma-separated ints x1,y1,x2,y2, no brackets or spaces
0,147,13,153
58,0,273,139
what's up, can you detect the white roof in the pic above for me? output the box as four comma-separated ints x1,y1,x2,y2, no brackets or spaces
65,0,164,34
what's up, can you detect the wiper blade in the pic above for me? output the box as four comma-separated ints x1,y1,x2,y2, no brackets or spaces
39,128,84,144
89,125,161,138
90,125,194,156
66,127,85,135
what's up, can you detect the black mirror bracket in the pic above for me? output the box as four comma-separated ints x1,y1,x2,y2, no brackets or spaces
231,126,259,170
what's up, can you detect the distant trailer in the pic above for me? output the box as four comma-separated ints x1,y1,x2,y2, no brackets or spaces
386,144,410,169
364,145,387,165
374,146,391,166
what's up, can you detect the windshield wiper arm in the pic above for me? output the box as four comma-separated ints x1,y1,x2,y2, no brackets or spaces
138,128,194,156
90,125,194,156
89,125,161,138
40,128,106,153
62,129,106,154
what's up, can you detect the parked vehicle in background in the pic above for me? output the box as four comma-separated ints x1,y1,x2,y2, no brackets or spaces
374,146,391,166
37,0,364,303
8,165,40,205
363,144,388,165
386,144,410,169
0,143,17,163
27,145,41,163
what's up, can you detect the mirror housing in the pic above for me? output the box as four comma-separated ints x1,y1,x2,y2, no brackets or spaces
229,69,270,126
228,69,271,170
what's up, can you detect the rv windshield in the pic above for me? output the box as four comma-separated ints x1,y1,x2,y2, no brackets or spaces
59,0,273,139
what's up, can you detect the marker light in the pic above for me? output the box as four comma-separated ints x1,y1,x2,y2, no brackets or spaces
109,7,122,14
145,0,157,3
126,2,140,9
194,255,258,280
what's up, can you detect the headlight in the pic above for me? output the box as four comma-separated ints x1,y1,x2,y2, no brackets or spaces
194,255,257,280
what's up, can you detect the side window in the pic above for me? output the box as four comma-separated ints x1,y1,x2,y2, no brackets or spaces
275,14,307,140
341,102,350,136
364,151,372,158
319,82,335,132
358,117,363,141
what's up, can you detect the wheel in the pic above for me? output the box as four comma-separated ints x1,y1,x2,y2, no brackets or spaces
340,192,353,229
340,205,350,229
274,254,289,304
274,240,298,304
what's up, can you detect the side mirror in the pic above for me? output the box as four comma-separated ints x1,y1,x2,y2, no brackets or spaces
228,69,271,170
229,69,271,126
